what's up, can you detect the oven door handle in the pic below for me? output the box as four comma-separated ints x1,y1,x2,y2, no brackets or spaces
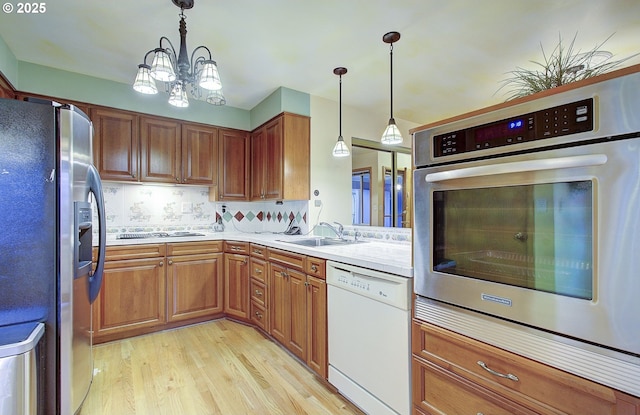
425,154,607,182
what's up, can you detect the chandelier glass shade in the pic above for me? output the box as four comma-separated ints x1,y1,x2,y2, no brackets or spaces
380,31,403,145
132,0,225,108
332,67,350,158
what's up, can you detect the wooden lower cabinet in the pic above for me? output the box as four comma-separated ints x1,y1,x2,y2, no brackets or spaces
93,242,329,380
268,248,328,378
167,252,223,322
306,275,327,379
224,244,250,320
94,242,224,343
412,320,640,415
93,245,166,342
270,262,307,361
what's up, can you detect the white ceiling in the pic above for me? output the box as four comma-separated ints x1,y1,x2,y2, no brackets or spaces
1,0,639,125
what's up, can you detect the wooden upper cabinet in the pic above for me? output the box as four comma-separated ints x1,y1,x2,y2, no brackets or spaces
218,128,249,200
140,116,181,183
264,118,284,199
181,123,219,185
91,108,139,181
139,118,219,185
251,113,310,201
250,127,267,200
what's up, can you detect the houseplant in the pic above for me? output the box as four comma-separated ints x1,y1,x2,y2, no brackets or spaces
498,33,635,101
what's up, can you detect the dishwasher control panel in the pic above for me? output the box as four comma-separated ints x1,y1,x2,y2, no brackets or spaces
327,261,411,310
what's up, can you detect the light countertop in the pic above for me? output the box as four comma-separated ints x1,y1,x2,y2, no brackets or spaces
105,231,413,278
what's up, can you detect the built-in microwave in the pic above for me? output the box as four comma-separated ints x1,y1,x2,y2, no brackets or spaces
412,67,640,359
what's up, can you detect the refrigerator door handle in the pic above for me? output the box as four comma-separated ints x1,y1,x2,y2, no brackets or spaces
86,164,106,304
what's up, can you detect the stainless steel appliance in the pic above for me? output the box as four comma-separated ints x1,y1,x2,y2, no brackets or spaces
413,70,640,358
327,261,411,415
0,98,106,414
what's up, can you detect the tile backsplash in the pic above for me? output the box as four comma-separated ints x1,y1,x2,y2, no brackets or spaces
101,182,310,235
100,182,411,245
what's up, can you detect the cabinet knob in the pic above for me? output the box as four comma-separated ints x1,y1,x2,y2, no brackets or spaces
311,264,318,272
168,260,173,265
242,259,248,265
304,281,309,287
176,177,180,182
159,261,164,267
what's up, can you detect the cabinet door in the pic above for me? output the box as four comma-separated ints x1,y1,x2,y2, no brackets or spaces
269,262,288,345
140,116,181,183
264,118,283,199
250,127,266,200
167,253,223,322
306,275,327,379
218,128,249,200
287,268,307,361
91,108,139,181
94,257,165,340
181,123,219,185
224,253,249,319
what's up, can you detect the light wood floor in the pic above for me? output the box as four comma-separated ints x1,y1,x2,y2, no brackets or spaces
78,319,364,415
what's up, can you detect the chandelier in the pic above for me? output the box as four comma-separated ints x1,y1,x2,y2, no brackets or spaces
132,0,225,108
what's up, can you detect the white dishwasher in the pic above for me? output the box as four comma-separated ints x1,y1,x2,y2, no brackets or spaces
327,261,412,415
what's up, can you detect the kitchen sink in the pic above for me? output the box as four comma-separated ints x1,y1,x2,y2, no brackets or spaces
277,237,366,247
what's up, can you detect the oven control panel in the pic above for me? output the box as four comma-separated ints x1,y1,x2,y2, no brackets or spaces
434,98,594,158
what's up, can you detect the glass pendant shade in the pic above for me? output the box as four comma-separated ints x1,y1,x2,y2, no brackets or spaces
168,82,189,107
206,89,226,106
133,2,225,107
199,60,222,91
150,49,176,82
132,64,158,94
381,118,403,145
332,136,350,157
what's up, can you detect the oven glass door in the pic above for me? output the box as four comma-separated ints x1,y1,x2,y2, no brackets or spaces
432,180,593,299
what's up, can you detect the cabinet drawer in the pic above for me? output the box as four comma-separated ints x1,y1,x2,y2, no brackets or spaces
267,247,305,270
249,243,267,259
412,356,538,415
250,278,267,307
167,241,223,256
224,241,249,254
305,256,326,279
100,244,165,261
250,258,267,283
412,321,617,415
250,300,268,332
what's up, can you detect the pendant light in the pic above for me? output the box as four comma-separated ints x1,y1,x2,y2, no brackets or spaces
332,67,350,157
380,31,404,145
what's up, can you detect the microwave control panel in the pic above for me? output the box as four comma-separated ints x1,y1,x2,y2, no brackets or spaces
433,98,594,158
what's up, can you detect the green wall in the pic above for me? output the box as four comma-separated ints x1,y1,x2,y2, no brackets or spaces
0,35,18,87
1,34,310,131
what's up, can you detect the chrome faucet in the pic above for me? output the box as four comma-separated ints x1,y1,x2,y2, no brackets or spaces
319,221,344,240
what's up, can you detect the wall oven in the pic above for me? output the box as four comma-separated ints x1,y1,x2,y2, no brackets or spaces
413,68,640,361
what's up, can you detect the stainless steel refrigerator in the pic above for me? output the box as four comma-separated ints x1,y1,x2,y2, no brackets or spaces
0,98,106,415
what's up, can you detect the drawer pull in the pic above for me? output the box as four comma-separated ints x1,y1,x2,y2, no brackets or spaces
254,289,263,296
311,264,318,272
254,268,262,274
253,249,262,255
477,361,519,382
254,311,262,319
